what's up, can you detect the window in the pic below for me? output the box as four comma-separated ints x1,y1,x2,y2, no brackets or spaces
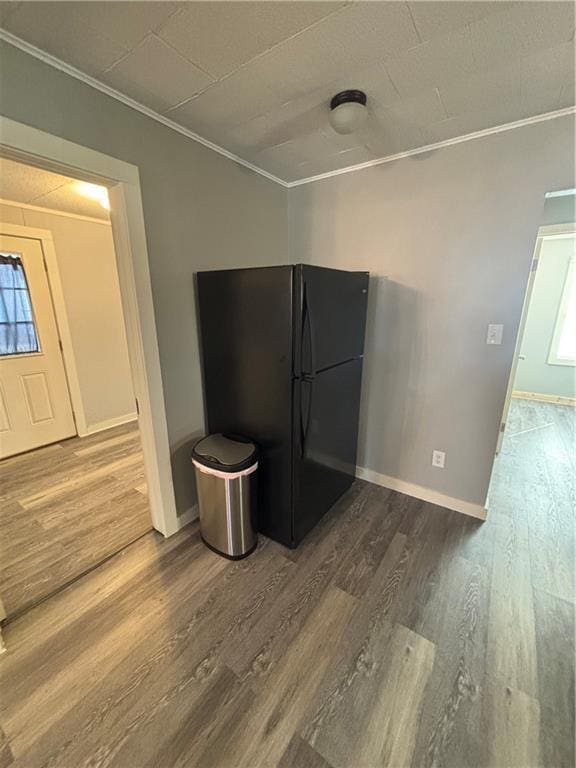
549,256,576,366
0,253,40,356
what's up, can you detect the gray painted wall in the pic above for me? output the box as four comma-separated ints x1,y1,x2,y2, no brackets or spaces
289,116,575,506
515,236,576,399
0,41,288,515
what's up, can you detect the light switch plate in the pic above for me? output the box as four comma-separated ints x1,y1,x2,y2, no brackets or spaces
486,324,504,345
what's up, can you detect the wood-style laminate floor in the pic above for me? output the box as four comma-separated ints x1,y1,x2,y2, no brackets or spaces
0,422,152,618
0,398,574,767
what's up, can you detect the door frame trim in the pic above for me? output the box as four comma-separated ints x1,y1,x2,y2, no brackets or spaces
0,116,179,536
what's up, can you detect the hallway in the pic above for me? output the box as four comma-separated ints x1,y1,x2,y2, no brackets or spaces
489,397,575,604
0,421,151,618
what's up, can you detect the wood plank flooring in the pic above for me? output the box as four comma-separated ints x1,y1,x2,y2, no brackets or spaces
0,422,152,618
0,398,573,767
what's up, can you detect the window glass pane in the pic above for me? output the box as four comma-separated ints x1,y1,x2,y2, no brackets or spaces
557,266,576,360
0,253,40,356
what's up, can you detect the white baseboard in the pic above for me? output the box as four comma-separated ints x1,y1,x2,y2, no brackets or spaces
356,466,487,521
170,471,487,539
512,390,576,407
176,504,199,530
80,412,138,437
160,504,198,537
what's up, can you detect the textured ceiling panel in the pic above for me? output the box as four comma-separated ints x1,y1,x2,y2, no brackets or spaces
242,2,420,105
437,41,576,144
441,61,525,118
103,34,214,113
0,157,72,202
67,1,180,51
407,1,517,42
385,24,477,98
232,90,338,155
422,97,532,146
1,1,574,183
158,1,345,79
0,158,109,220
253,129,332,168
467,1,575,72
374,88,447,129
0,0,19,25
294,144,377,180
360,119,425,158
167,64,282,136
32,186,109,219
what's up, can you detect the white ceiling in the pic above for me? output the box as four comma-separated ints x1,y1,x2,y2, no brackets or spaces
1,1,575,183
0,157,110,219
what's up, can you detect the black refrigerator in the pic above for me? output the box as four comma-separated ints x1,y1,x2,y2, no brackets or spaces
196,264,369,548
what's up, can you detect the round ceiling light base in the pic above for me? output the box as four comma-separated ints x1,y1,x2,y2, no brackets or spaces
329,90,368,135
330,90,367,111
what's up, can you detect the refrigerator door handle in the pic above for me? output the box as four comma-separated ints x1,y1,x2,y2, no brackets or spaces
300,377,313,458
302,282,316,376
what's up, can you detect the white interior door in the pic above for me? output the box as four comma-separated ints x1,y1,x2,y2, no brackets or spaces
0,234,76,458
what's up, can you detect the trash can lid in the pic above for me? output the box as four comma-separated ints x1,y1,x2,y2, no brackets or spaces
192,433,257,472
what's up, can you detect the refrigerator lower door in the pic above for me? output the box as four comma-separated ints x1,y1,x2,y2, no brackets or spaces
292,358,363,546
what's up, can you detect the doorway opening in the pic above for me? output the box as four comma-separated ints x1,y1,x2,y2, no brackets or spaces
0,158,154,618
487,192,575,603
0,116,180,620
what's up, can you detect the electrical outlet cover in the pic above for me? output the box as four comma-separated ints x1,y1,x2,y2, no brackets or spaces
432,450,446,468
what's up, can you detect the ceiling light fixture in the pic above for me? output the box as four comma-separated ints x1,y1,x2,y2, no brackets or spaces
74,181,110,210
329,90,368,135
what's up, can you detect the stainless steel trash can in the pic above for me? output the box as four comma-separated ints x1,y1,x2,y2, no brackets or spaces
192,434,258,559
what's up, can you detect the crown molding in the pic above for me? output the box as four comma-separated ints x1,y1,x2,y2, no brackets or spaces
287,105,576,187
546,188,576,198
2,29,574,192
0,30,289,188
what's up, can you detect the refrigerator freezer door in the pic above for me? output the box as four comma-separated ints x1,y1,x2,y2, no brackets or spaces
292,358,364,546
294,265,369,376
196,266,294,547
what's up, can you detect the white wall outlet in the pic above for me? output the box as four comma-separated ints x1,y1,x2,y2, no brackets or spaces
486,323,504,345
432,450,446,468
